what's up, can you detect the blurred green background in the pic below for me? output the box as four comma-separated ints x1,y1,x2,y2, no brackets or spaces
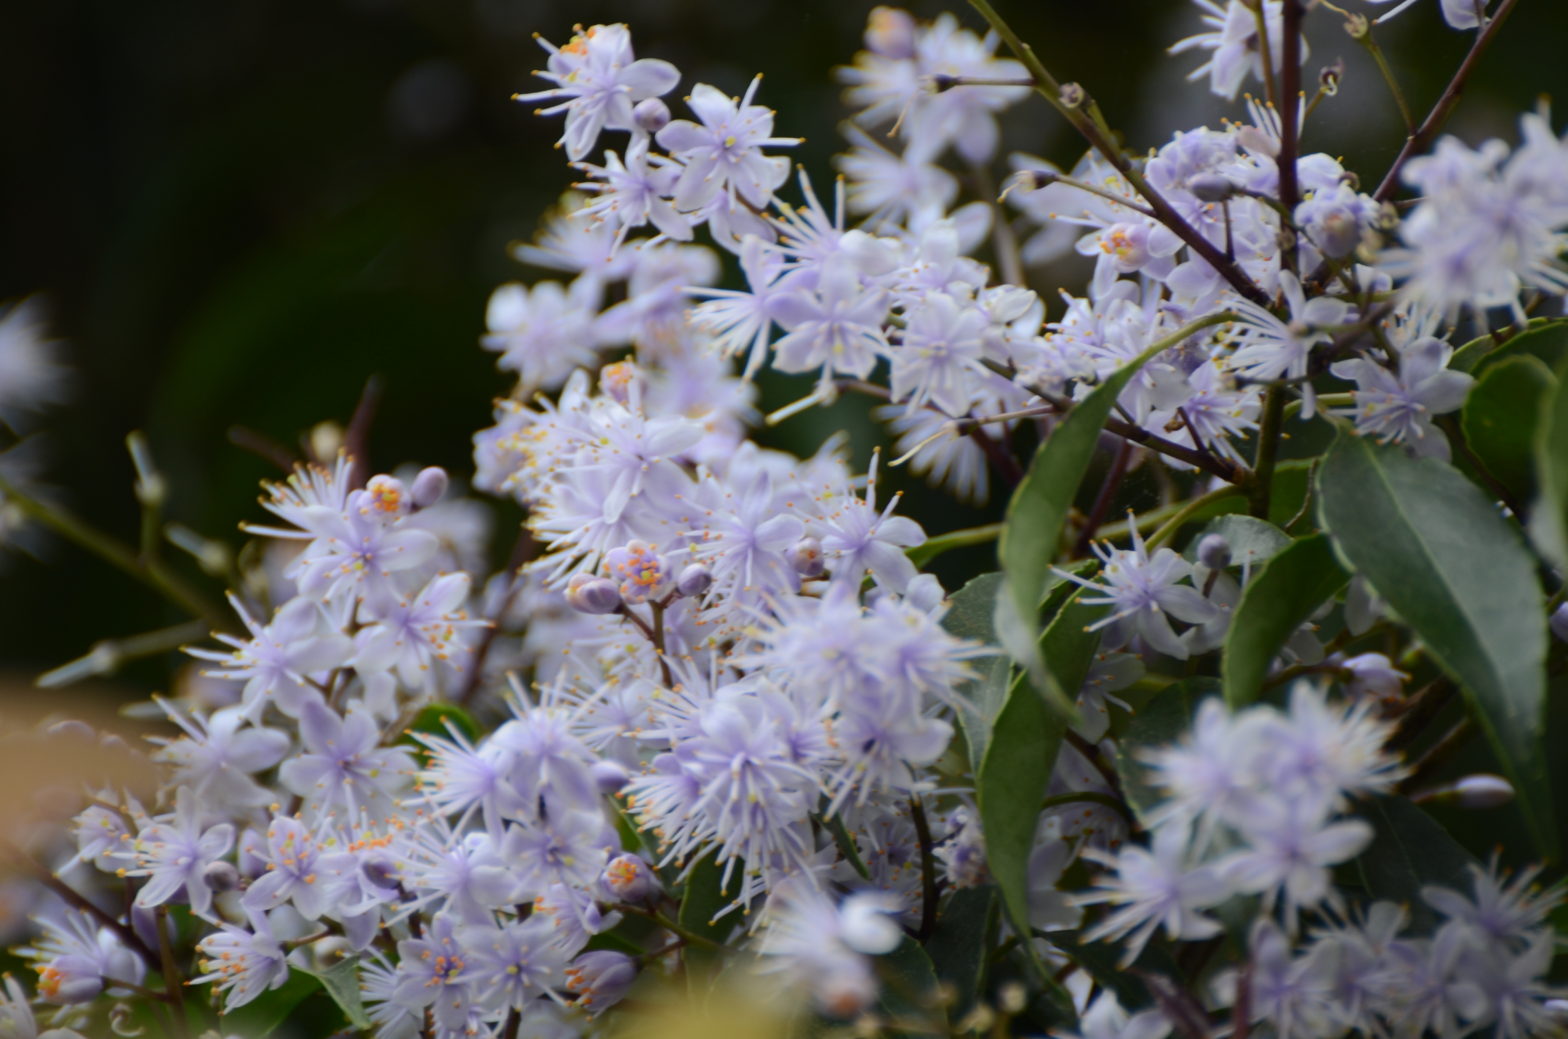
2,0,1565,689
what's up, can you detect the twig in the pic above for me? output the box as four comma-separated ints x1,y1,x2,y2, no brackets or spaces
1372,0,1520,202
909,797,940,942
967,0,1273,308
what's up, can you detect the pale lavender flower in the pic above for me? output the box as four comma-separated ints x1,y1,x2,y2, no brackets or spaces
122,787,234,919
190,916,289,1010
1330,337,1473,460
353,571,485,686
657,77,797,214
1058,525,1219,660
482,278,605,393
770,255,890,380
1169,0,1296,100
459,915,570,1012
187,594,351,719
1229,272,1352,415
278,699,416,816
572,136,693,250
1076,820,1228,965
515,24,680,161
148,703,290,810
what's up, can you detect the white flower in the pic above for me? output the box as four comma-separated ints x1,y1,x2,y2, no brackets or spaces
514,24,679,161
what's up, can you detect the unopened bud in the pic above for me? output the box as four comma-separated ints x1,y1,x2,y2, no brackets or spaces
599,852,659,902
203,860,241,894
566,574,622,615
1197,534,1232,571
865,6,917,59
1344,12,1369,38
1187,173,1237,203
410,466,449,508
1550,602,1568,643
1058,82,1085,109
1451,774,1515,809
632,97,670,134
592,759,630,794
790,537,826,578
675,563,713,598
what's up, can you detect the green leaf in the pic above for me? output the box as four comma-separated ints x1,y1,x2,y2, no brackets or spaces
1183,514,1291,568
976,671,1075,1022
1040,592,1105,706
1356,796,1479,931
1317,434,1554,856
1114,678,1217,824
875,937,947,1031
1461,354,1554,500
943,572,1009,765
299,959,372,1031
1220,534,1350,708
1533,358,1568,570
927,886,999,1020
997,339,1176,712
678,848,743,950
1449,318,1568,375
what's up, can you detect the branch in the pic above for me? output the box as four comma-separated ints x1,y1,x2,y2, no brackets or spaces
1372,0,1520,202
967,0,1273,307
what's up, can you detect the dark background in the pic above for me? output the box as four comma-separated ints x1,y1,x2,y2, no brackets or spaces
2,0,1564,691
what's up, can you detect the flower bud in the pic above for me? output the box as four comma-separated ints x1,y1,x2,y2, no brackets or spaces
1451,773,1514,809
203,860,240,894
1340,652,1406,700
838,892,903,954
631,97,670,135
675,563,713,598
1196,533,1231,571
410,466,449,508
1187,173,1237,203
599,852,659,903
865,6,916,58
1059,82,1085,109
565,950,638,1013
1551,603,1568,643
592,759,630,795
566,574,622,615
789,536,826,578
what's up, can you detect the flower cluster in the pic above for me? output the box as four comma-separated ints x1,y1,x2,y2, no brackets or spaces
6,2,1568,1038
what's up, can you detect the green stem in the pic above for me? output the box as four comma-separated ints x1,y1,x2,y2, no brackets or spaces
1145,485,1249,549
0,472,228,631
1356,20,1414,130
907,522,1002,567
1249,385,1287,519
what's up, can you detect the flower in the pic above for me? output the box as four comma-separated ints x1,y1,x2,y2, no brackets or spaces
515,24,680,161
